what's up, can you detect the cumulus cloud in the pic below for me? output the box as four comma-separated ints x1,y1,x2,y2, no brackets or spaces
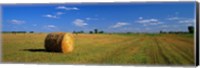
43,12,65,19
43,14,58,18
9,19,25,24
56,6,79,10
111,22,129,28
136,18,162,26
73,19,88,27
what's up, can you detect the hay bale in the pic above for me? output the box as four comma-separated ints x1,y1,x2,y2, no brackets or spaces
44,32,74,53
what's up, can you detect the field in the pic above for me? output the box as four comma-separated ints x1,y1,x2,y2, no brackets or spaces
2,33,194,65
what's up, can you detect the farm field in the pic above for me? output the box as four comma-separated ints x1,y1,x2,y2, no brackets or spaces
2,33,194,65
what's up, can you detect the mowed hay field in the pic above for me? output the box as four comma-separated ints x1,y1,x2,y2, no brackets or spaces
2,33,194,65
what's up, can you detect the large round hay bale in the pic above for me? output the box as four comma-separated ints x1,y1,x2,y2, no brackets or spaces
44,32,74,53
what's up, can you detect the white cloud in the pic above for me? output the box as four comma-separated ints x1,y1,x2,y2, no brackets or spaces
86,17,92,20
56,12,65,15
47,25,56,28
111,22,129,28
167,17,195,26
160,25,169,28
144,27,151,30
179,19,195,24
180,19,195,26
136,18,162,26
167,17,180,20
85,17,98,20
175,12,179,15
167,17,195,23
9,19,25,24
43,14,58,18
44,25,59,31
139,17,143,20
73,19,88,27
43,12,64,19
33,24,37,27
56,6,79,10
137,19,158,23
187,23,193,26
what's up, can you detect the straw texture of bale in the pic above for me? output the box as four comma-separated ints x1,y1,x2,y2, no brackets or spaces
45,32,74,53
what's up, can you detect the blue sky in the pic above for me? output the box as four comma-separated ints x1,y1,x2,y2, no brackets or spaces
2,2,196,33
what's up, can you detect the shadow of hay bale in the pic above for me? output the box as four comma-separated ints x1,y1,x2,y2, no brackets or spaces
21,49,63,53
22,49,47,52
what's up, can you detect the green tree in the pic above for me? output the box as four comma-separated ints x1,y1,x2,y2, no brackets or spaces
188,26,194,33
99,31,104,34
80,31,84,33
30,31,34,33
89,31,93,34
94,29,98,34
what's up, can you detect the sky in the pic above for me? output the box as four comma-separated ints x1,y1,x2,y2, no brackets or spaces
1,2,196,33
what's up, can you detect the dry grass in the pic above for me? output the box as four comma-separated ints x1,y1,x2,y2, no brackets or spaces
2,33,194,65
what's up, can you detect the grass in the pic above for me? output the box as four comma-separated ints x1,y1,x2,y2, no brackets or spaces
2,33,195,65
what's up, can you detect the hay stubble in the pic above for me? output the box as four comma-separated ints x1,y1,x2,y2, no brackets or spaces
2,33,194,65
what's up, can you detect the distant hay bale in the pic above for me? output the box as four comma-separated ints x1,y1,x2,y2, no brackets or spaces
44,32,74,53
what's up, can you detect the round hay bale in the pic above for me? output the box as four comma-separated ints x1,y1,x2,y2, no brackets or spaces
44,32,74,53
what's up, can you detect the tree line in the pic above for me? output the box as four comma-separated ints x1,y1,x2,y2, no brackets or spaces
2,26,194,34
73,29,104,34
160,26,194,34
2,31,34,34
73,26,194,34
